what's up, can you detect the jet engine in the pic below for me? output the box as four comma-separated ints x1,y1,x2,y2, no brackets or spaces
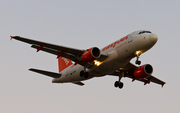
81,47,101,62
134,64,153,79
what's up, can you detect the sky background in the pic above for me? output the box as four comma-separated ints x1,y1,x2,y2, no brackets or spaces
0,0,180,113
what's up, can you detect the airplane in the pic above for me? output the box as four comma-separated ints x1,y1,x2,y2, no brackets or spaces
10,30,165,89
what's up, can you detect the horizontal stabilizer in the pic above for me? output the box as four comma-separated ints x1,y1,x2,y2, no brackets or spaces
72,82,85,86
29,68,61,78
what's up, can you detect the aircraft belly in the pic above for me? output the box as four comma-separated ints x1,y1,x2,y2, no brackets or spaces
55,47,133,82
90,50,129,77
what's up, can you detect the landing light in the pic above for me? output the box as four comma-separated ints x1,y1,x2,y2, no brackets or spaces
136,51,142,56
94,60,102,66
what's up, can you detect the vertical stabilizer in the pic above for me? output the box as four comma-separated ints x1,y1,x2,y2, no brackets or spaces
58,57,73,73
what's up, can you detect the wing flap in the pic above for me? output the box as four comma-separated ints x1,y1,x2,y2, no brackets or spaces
147,75,166,86
31,45,77,61
29,68,61,78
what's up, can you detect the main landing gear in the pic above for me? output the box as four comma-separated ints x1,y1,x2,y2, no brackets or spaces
80,71,89,78
114,71,124,89
114,81,124,89
135,51,141,65
80,66,89,78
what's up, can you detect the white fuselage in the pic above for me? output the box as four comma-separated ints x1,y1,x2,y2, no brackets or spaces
52,30,158,83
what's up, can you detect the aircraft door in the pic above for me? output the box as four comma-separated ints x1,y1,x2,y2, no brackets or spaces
128,33,133,43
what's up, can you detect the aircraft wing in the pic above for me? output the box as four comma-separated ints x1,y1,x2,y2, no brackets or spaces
109,62,166,87
11,36,108,67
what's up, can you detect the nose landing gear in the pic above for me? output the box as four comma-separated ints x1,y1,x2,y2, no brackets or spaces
135,56,141,65
135,51,142,65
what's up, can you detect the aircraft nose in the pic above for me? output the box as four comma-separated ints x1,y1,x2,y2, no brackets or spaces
149,33,158,43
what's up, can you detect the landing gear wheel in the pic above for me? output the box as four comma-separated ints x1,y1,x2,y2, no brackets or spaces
119,82,124,89
84,72,89,78
80,71,89,78
135,60,141,65
114,81,119,87
114,81,124,89
138,61,141,65
80,71,84,77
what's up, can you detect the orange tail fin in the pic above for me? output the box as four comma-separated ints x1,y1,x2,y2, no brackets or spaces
58,57,73,73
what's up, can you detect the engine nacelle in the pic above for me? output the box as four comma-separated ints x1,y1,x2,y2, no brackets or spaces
81,47,101,62
134,64,153,79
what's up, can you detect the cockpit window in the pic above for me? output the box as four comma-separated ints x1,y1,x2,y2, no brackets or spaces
139,31,152,34
146,31,151,33
138,31,144,34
